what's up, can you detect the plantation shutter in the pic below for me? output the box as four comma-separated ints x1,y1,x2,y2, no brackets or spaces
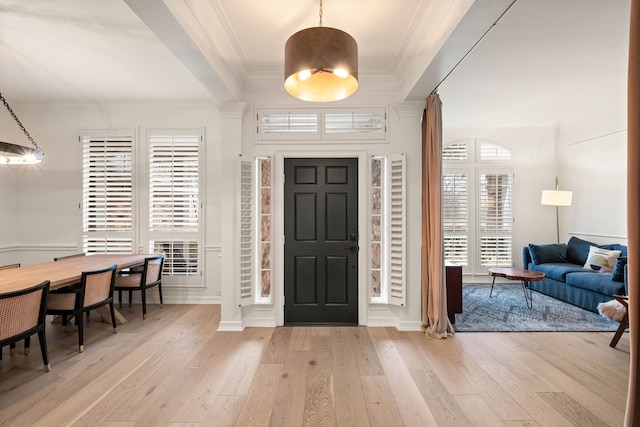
81,132,134,254
238,157,254,306
442,171,469,266
148,131,201,278
323,108,386,140
387,153,406,307
479,171,513,267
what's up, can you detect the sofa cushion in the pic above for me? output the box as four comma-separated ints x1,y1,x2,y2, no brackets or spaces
529,263,586,282
566,236,596,265
611,257,627,282
583,246,621,273
528,243,567,264
565,272,625,296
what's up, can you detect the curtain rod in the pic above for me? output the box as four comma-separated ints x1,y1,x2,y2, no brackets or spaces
430,0,519,96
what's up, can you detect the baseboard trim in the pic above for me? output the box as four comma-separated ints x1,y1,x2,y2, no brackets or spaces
217,321,245,332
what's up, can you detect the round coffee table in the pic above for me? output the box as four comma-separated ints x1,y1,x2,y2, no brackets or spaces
488,267,545,309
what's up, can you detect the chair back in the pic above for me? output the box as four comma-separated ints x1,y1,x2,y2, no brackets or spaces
144,255,165,286
54,253,86,261
0,280,50,341
0,263,20,270
82,264,116,308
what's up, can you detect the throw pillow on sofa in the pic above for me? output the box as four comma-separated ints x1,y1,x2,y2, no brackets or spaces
611,257,627,282
583,246,621,273
528,243,567,264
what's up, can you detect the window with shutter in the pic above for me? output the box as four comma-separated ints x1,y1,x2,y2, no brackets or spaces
257,110,319,141
479,141,511,161
238,158,254,306
147,131,201,279
257,108,387,142
387,153,406,307
443,140,513,273
81,132,134,254
442,172,469,266
323,108,386,140
369,154,405,305
479,172,513,267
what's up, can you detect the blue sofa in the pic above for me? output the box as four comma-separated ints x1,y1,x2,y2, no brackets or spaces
522,236,627,313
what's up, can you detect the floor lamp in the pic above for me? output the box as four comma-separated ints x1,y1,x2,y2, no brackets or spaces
541,177,573,243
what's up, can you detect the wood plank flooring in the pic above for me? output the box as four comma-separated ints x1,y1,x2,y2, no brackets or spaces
0,304,630,426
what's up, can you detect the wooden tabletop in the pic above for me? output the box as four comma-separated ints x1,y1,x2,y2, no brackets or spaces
0,254,154,294
488,267,546,282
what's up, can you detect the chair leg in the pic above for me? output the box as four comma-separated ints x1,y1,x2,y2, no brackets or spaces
128,290,132,307
142,288,147,319
38,329,50,372
24,337,30,355
118,289,122,308
10,343,16,356
78,312,85,353
610,313,629,348
158,282,163,308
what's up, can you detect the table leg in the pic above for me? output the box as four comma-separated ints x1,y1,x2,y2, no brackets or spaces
95,305,128,325
520,280,533,309
490,276,496,298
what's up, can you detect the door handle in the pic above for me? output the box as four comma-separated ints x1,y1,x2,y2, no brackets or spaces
345,245,359,252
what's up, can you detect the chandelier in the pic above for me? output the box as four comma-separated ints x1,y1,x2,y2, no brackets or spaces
0,92,44,164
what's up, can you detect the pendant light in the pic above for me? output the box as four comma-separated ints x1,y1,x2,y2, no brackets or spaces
0,92,44,164
284,0,358,102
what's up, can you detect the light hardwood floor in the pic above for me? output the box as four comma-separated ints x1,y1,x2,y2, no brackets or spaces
0,304,630,426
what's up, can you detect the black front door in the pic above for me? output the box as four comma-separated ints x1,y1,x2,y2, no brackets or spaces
284,158,358,324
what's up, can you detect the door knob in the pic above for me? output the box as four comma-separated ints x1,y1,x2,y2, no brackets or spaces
345,245,359,252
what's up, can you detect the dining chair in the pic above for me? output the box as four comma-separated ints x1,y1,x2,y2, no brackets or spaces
0,280,51,372
46,264,117,353
0,263,24,355
114,255,164,319
53,253,86,261
54,253,90,319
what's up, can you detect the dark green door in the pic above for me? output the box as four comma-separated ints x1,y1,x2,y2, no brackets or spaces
284,158,358,324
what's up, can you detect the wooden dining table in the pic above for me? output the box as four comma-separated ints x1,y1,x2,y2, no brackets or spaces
0,254,156,324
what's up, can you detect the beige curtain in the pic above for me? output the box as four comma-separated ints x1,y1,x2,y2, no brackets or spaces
421,93,453,338
626,0,639,424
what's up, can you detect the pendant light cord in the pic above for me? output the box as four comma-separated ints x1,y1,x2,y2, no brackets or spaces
0,92,43,154
319,0,323,27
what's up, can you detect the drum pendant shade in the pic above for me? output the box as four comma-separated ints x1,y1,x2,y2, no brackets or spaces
284,26,358,102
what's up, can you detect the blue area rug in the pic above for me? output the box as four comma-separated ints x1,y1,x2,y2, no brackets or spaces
454,283,621,332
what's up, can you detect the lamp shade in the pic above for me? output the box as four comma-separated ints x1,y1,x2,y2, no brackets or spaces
541,190,573,206
284,26,358,102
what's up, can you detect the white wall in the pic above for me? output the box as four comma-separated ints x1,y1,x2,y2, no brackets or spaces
0,113,19,265
557,115,628,245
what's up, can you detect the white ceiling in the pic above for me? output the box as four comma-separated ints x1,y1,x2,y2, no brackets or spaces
0,0,632,129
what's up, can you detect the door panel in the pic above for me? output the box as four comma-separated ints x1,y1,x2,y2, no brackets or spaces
285,158,358,324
